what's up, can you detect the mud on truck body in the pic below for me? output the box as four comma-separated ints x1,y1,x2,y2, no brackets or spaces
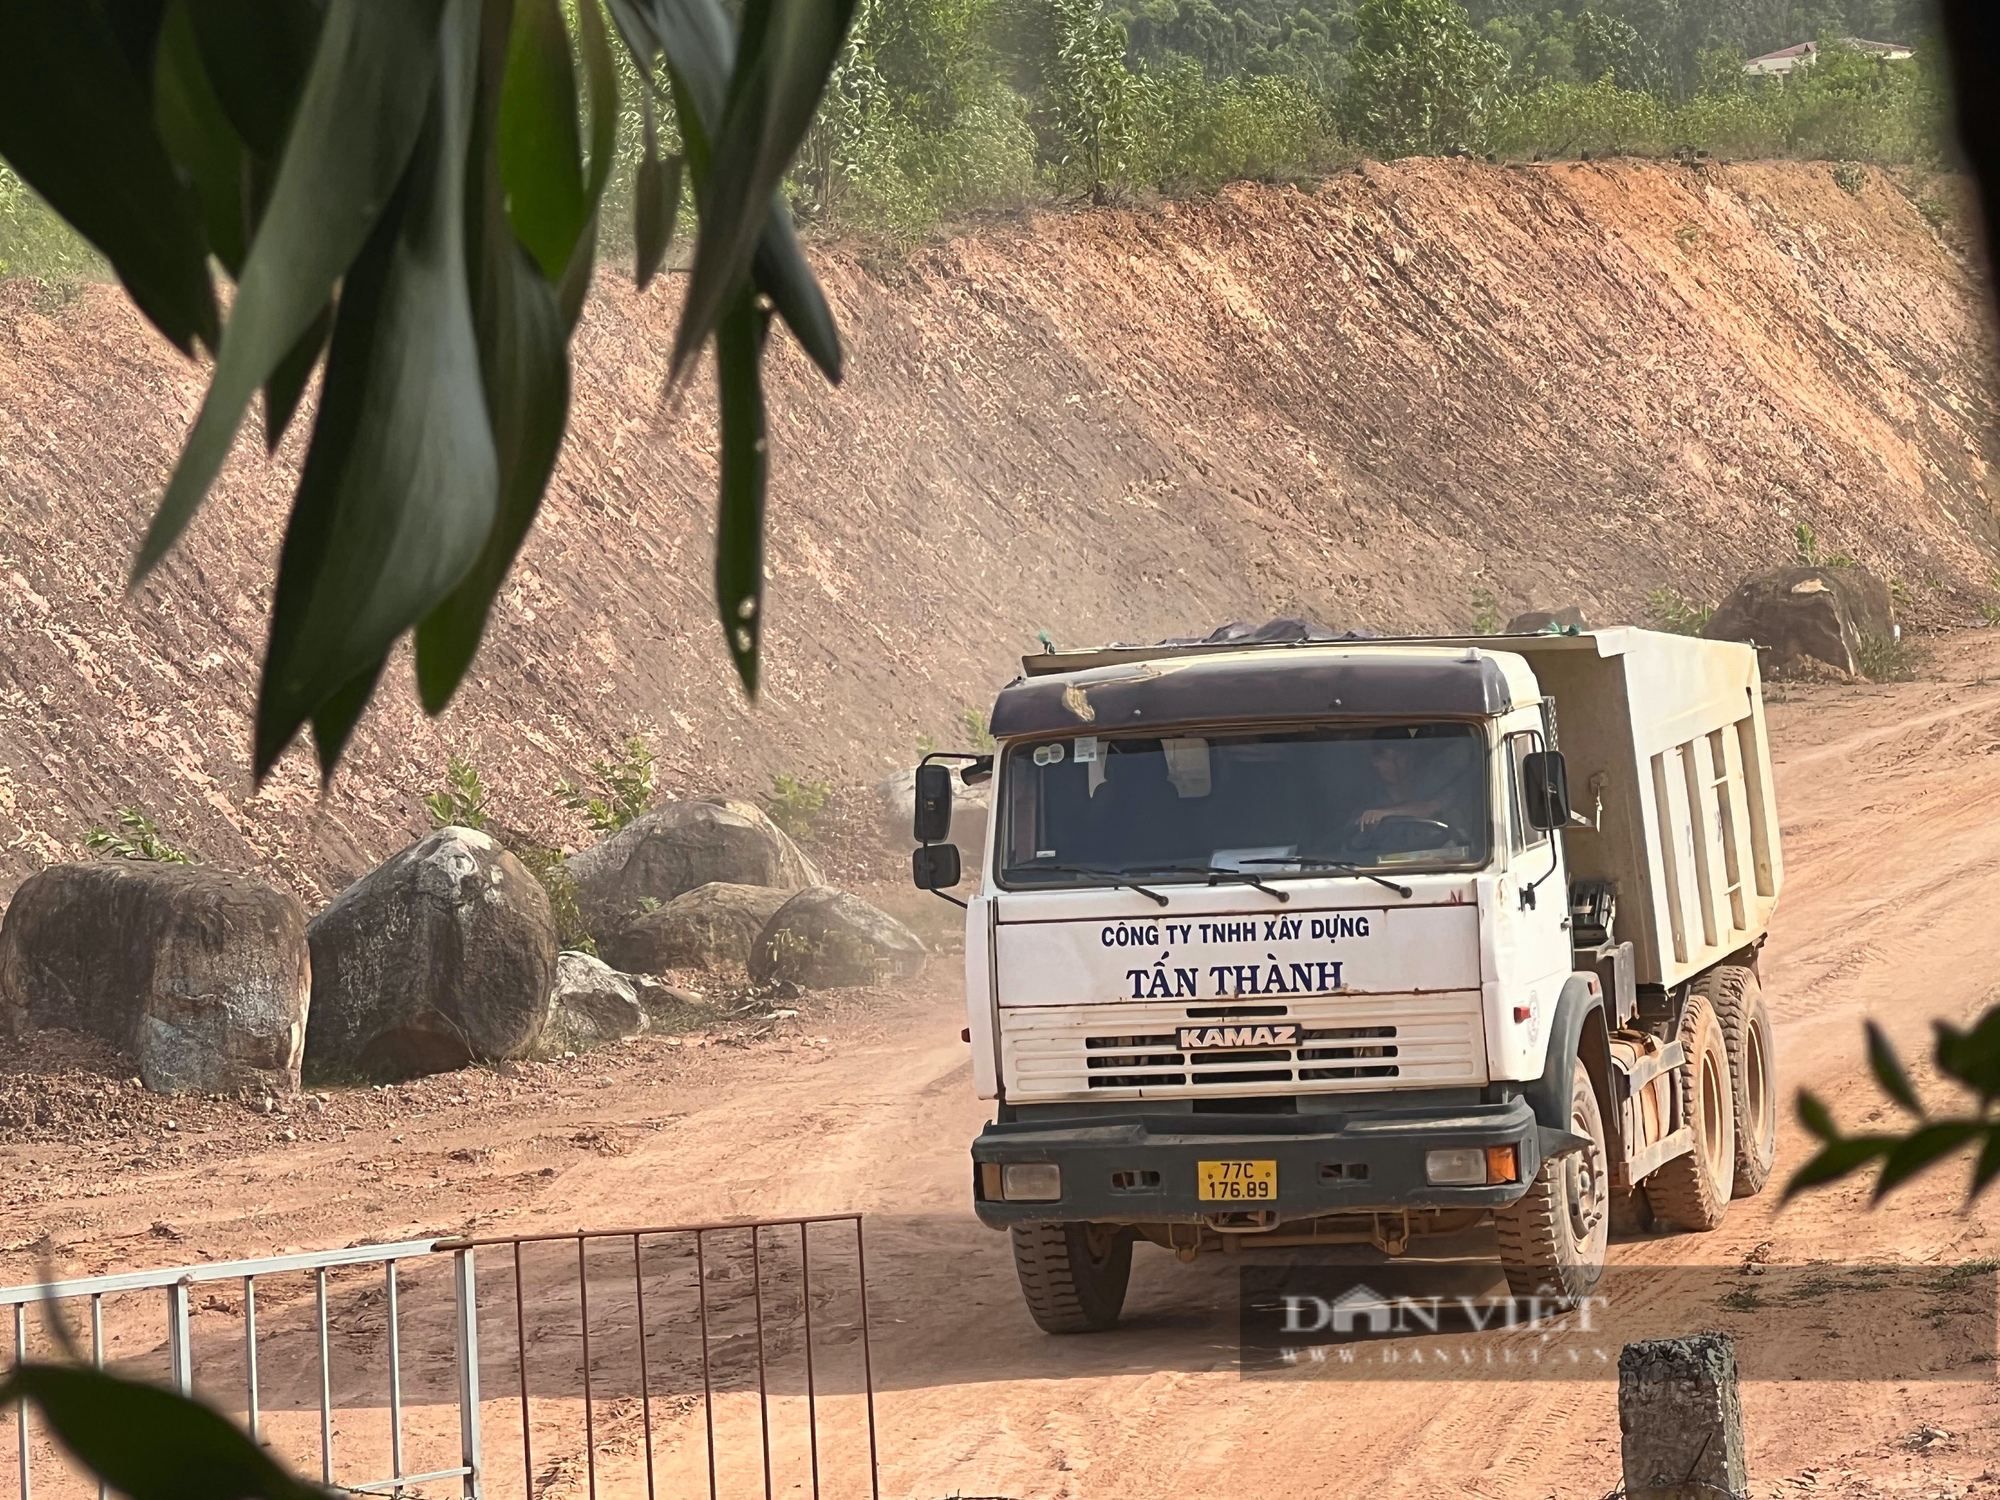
910,629,1782,1333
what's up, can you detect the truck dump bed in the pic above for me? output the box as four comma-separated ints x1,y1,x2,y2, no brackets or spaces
1486,628,1781,987
1020,627,1781,989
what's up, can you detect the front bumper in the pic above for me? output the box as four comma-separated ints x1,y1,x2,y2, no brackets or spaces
971,1098,1560,1227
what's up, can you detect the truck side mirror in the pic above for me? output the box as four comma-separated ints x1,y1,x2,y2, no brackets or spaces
912,842,962,890
1522,750,1571,831
914,762,954,843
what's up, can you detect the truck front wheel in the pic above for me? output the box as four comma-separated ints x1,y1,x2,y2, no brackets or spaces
1010,1222,1134,1333
1494,1059,1609,1304
1647,992,1735,1230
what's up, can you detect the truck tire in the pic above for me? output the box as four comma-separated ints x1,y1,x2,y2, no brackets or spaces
1009,1222,1133,1333
1646,992,1735,1231
1494,1059,1609,1304
1697,965,1777,1197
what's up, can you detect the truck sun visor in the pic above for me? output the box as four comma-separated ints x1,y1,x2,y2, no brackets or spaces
988,651,1515,737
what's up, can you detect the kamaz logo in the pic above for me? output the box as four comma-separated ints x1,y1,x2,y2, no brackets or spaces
1176,1023,1299,1050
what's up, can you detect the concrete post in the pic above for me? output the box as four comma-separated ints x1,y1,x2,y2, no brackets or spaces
1618,1333,1747,1500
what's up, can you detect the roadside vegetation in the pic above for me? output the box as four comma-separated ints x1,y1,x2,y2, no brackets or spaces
557,736,659,835
83,807,192,865
0,1,1956,283
766,771,833,841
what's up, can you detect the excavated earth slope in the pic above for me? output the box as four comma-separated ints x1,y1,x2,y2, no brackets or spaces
0,158,1995,904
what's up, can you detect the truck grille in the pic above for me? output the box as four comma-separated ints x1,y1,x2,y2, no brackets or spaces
1004,993,1487,1101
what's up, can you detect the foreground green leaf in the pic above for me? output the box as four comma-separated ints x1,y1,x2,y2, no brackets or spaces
1782,1135,1893,1201
152,1,249,275
181,0,322,159
0,0,217,353
1866,1021,1921,1116
497,0,587,283
635,94,681,289
670,0,858,388
414,0,576,713
135,0,450,583
556,0,620,328
0,1364,326,1500
257,0,498,776
713,285,772,693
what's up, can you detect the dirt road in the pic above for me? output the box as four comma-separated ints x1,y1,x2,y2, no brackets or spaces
10,635,2000,1498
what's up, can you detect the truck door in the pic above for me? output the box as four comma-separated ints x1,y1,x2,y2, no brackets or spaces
1485,714,1576,1078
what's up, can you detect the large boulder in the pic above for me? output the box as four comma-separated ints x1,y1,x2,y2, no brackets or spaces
599,881,793,974
568,798,821,935
749,887,928,990
1702,566,1896,676
304,827,557,1083
875,766,990,869
535,952,646,1056
0,861,309,1095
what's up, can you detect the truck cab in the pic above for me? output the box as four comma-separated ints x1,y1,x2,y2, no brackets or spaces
913,631,1782,1332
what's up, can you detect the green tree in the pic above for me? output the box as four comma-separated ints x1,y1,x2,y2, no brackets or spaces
1048,0,1153,198
1341,0,1510,154
0,0,857,783
1574,8,1653,88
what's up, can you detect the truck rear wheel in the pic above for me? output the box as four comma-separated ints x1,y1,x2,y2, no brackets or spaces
1010,1222,1133,1333
1698,965,1777,1197
1647,993,1735,1231
1494,1059,1609,1304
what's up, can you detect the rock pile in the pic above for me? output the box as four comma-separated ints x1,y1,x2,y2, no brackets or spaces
568,798,820,936
4,797,929,1094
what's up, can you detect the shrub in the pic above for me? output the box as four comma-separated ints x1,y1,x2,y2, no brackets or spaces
767,773,831,841
0,166,101,284
424,755,491,831
1470,586,1500,635
1488,75,1670,159
1139,64,1339,192
85,808,191,864
960,708,997,750
501,836,598,956
558,737,656,836
1855,631,1922,683
1647,587,1711,635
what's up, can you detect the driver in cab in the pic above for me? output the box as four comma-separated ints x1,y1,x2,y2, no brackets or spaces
1356,726,1479,834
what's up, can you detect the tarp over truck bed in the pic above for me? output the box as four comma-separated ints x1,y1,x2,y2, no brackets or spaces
1019,627,1781,990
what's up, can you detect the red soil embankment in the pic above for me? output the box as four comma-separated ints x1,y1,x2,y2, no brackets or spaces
0,159,1993,903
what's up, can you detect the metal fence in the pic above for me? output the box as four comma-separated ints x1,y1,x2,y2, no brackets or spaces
2,1214,877,1500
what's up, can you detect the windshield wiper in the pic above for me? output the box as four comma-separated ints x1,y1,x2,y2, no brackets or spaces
1237,857,1414,900
1012,864,1169,906
1124,864,1291,903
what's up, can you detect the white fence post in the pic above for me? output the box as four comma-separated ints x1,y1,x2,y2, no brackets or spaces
165,1279,192,1396
455,1249,483,1500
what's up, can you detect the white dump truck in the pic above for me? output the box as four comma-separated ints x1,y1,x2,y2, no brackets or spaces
910,628,1782,1332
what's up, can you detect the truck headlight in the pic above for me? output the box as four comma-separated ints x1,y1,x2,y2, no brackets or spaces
1424,1148,1488,1186
1001,1163,1063,1201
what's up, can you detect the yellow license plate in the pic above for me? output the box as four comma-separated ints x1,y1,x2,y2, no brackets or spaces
1198,1159,1277,1202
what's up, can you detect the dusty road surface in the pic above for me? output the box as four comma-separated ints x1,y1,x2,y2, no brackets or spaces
10,634,2000,1499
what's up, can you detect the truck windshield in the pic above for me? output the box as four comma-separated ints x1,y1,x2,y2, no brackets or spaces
999,723,1489,886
